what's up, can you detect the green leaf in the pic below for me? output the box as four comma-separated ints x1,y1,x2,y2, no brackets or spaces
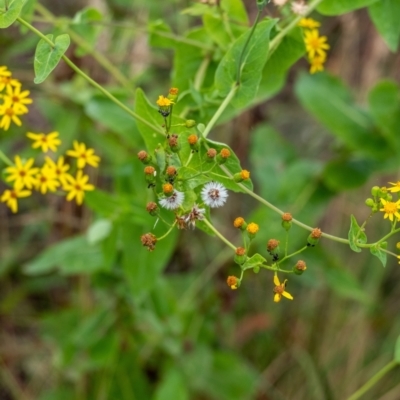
394,335,400,363
370,242,387,267
368,80,400,153
295,73,389,159
369,0,400,51
154,368,189,400
24,236,104,275
34,33,70,84
322,157,375,191
242,253,267,271
215,19,277,108
317,0,378,15
348,215,367,253
71,7,103,56
0,0,24,28
86,219,113,245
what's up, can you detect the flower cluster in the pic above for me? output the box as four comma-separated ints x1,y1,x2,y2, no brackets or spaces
365,183,400,223
1,134,100,213
0,66,32,130
299,18,330,74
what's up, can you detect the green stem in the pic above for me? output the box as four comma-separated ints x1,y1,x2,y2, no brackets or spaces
374,227,400,246
236,10,262,84
202,84,238,138
284,230,289,257
347,360,398,400
16,17,165,136
157,221,176,241
0,149,13,166
35,3,133,91
269,0,325,54
278,246,308,264
202,218,237,251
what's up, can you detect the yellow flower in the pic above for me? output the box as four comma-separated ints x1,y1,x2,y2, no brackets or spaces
35,165,60,194
0,66,11,78
247,222,259,234
273,274,293,302
304,29,330,59
66,141,100,169
4,85,32,113
45,156,70,186
388,181,400,193
156,95,174,107
5,156,38,189
380,198,400,221
298,18,321,29
309,54,326,74
63,170,95,205
0,74,20,92
0,102,25,130
27,131,61,153
1,185,31,213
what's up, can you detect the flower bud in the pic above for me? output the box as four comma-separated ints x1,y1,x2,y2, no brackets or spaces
205,148,217,163
216,148,231,165
234,247,246,265
226,275,239,290
253,266,260,274
168,134,181,153
168,87,179,102
371,186,380,197
246,222,259,239
307,228,322,247
233,217,247,231
185,119,196,128
162,183,174,197
365,198,375,207
267,239,280,260
144,166,156,185
146,202,159,216
281,212,293,231
293,260,307,275
187,134,199,151
141,233,157,251
137,150,152,164
166,165,177,177
233,169,250,183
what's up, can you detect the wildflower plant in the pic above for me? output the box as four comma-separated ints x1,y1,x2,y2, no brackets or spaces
0,0,400,398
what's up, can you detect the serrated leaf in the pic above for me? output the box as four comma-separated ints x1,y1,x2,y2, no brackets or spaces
370,242,387,267
317,0,378,15
394,335,400,363
242,253,267,271
34,33,70,84
369,0,400,52
0,0,24,28
348,215,367,253
215,19,277,108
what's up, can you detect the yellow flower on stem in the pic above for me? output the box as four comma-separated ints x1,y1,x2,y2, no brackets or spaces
309,54,327,74
27,131,61,153
304,29,330,59
0,101,26,131
45,156,70,186
4,85,32,113
63,170,95,205
156,95,174,107
1,185,32,213
5,155,38,189
273,274,293,302
388,181,400,193
298,18,321,29
380,198,400,222
66,141,100,168
35,165,60,194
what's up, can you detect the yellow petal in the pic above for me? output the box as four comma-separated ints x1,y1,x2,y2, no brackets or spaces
274,293,281,302
282,291,293,300
273,274,280,286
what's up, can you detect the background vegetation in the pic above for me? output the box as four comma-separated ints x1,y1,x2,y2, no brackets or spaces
1,0,400,399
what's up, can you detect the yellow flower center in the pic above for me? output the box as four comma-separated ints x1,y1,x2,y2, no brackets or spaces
273,285,284,294
383,202,397,213
5,108,14,116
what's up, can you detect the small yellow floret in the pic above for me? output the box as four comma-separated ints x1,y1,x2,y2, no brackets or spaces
156,95,173,107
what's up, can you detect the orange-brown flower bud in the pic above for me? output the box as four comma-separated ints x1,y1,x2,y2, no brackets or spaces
141,233,157,251
138,150,152,164
188,134,198,145
267,239,280,252
307,228,322,246
233,217,246,229
144,166,155,175
168,134,181,153
226,275,239,290
217,148,231,165
163,183,174,195
281,212,293,231
205,148,217,162
166,166,177,176
146,202,158,216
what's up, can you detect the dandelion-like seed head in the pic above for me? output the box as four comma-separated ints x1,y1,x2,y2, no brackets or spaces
159,190,184,210
184,204,205,229
201,181,228,208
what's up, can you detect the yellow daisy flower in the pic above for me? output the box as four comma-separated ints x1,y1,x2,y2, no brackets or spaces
0,102,25,131
45,156,70,186
5,156,38,189
388,181,400,193
66,141,100,169
27,131,61,153
36,165,60,194
1,185,32,213
309,54,326,74
63,170,95,205
298,18,321,29
156,95,174,107
380,198,400,222
4,85,32,113
0,75,21,92
273,274,293,302
304,29,330,59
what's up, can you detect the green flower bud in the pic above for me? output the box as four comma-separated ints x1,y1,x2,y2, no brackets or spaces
307,228,322,247
371,186,380,196
185,119,196,128
253,266,260,274
365,198,375,207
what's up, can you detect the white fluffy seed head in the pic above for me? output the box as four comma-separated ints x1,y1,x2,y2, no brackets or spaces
201,182,228,208
159,190,184,210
